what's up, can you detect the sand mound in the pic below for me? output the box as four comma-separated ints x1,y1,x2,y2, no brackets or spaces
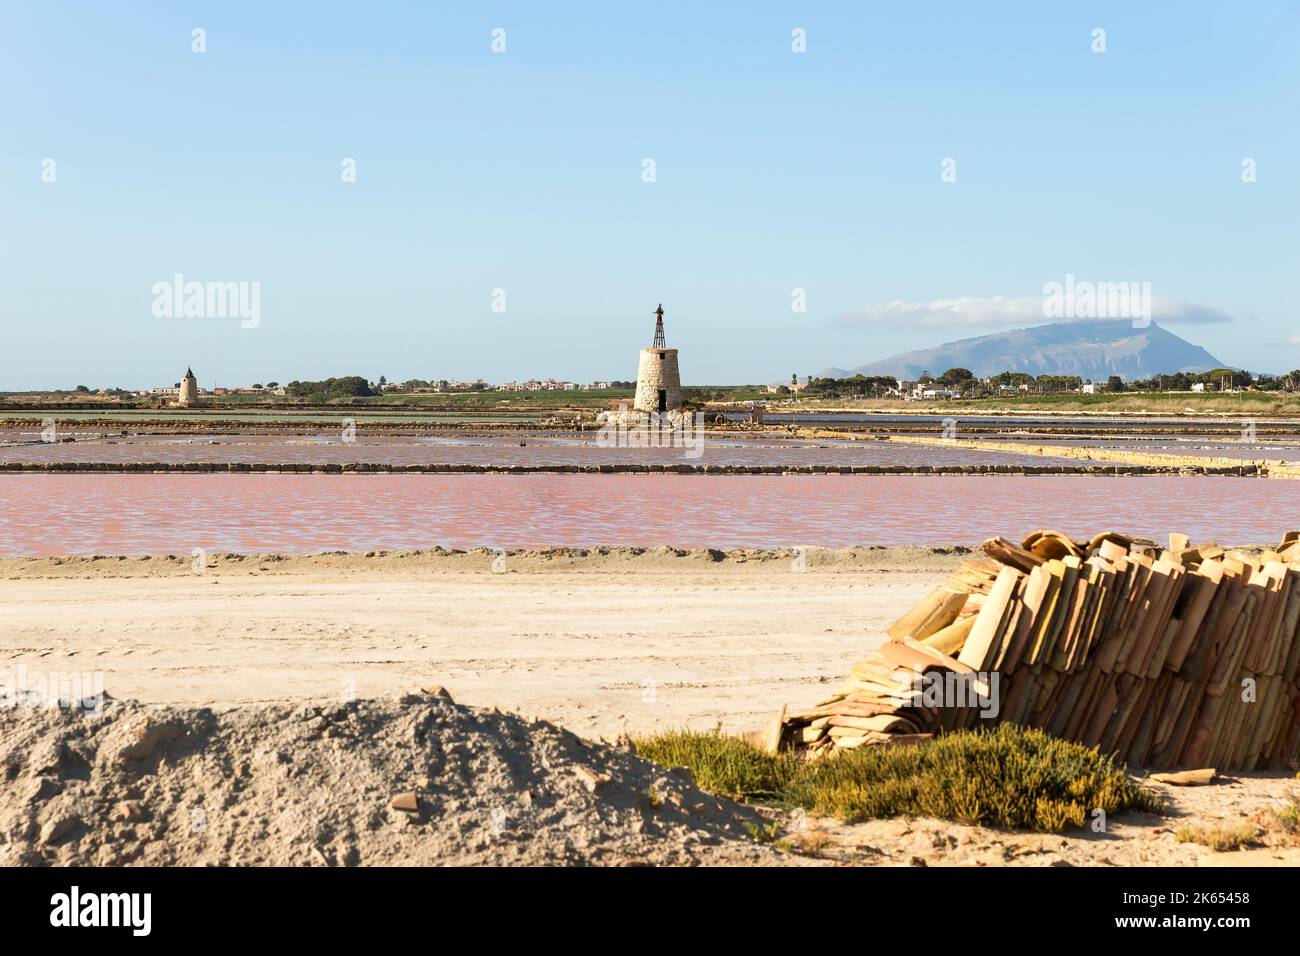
0,693,769,866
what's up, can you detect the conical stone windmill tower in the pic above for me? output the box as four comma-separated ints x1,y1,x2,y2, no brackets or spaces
178,367,199,407
633,304,682,413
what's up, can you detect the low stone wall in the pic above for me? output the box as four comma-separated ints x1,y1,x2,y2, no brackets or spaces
859,432,1289,476
0,419,594,434
0,461,1266,476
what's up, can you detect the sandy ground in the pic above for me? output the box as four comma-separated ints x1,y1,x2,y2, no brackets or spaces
776,772,1300,867
3,545,1297,867
0,547,954,740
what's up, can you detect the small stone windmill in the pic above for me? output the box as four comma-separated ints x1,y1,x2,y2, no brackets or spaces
178,367,199,406
633,304,682,413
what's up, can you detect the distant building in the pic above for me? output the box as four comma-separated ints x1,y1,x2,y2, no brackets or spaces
1190,382,1206,393
1081,382,1098,395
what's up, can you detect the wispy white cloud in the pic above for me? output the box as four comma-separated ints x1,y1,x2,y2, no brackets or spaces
1145,299,1233,325
840,296,1039,328
840,295,1232,328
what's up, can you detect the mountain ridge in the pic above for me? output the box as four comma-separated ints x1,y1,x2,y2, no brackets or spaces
822,319,1230,381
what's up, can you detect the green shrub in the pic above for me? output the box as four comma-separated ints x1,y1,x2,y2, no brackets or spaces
1175,823,1261,851
632,729,798,801
787,725,1161,829
634,724,1163,832
1272,800,1300,839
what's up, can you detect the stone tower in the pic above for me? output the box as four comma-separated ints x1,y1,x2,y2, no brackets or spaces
178,367,199,406
633,304,683,413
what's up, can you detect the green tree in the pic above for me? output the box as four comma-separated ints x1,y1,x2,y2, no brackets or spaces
937,367,974,386
1035,374,1083,393
284,376,375,400
991,371,1034,387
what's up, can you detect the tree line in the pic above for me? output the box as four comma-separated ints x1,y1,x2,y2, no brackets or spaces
283,376,375,400
803,366,1297,398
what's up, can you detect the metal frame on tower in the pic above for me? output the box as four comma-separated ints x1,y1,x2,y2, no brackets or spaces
651,304,666,348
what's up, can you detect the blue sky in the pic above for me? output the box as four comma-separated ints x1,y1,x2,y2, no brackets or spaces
2,1,1297,388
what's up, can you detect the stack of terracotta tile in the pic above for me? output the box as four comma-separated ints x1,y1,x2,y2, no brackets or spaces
782,529,1300,769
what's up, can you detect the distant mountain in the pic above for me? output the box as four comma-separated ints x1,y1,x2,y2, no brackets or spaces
823,319,1229,381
